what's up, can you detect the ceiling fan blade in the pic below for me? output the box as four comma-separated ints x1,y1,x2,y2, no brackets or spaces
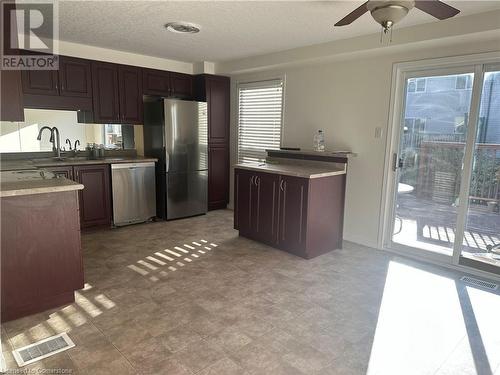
415,0,460,20
334,2,369,26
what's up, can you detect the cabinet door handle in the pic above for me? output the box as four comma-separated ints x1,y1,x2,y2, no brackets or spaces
250,176,255,185
280,180,284,191
255,176,260,186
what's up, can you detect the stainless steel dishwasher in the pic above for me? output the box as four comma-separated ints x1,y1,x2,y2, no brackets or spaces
111,162,156,226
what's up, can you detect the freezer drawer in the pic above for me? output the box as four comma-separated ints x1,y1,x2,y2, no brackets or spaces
166,170,207,220
111,162,156,226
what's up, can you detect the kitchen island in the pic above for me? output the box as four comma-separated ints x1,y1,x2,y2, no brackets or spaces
1,170,84,322
234,150,352,259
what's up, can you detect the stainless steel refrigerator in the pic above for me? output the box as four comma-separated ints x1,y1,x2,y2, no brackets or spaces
143,98,208,220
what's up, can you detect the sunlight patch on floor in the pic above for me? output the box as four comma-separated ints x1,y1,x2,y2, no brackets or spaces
125,239,219,281
367,261,476,375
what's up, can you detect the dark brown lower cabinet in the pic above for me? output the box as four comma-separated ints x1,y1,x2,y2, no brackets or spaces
1,191,84,322
252,172,280,244
278,175,309,253
234,168,346,259
234,169,279,243
208,144,229,210
74,164,112,228
43,164,112,229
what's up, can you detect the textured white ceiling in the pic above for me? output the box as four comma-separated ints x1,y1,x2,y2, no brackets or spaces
54,1,500,63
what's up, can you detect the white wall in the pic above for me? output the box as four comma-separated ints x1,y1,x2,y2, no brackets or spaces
57,40,194,74
228,38,500,249
0,109,88,152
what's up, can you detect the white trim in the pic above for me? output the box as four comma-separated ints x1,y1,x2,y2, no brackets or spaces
380,51,500,278
0,350,6,373
389,51,500,74
380,243,500,283
452,64,485,265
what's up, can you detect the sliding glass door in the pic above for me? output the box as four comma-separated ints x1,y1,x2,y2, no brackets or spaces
461,68,500,271
388,60,500,275
392,70,474,256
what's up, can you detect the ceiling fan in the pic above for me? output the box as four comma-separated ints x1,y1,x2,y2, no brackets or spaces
335,0,460,36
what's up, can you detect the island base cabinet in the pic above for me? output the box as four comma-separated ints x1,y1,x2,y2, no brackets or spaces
234,170,279,245
1,191,84,322
278,175,309,257
234,168,346,259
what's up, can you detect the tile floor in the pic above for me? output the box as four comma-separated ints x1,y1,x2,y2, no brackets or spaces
1,210,500,375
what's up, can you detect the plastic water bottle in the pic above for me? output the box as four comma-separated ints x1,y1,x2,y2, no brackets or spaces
313,130,325,152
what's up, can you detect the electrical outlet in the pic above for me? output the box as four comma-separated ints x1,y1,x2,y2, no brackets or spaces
375,127,383,139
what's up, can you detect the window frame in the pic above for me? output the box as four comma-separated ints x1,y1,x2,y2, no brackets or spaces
236,78,285,164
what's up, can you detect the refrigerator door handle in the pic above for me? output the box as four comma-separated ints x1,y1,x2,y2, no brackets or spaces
165,150,170,172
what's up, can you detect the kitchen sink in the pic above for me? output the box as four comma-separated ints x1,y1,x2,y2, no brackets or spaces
32,156,89,163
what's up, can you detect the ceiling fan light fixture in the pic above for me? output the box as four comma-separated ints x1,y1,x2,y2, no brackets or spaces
370,4,410,32
165,22,200,34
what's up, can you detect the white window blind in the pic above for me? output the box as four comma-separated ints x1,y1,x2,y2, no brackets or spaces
238,79,283,163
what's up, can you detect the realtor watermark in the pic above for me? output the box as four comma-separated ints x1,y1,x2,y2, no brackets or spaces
1,0,59,70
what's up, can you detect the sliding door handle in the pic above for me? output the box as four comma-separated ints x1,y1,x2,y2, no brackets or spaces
392,153,403,171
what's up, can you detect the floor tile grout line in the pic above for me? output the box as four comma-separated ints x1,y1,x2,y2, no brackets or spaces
431,334,468,375
85,320,137,372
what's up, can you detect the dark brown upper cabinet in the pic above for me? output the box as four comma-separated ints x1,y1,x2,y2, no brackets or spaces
195,75,230,144
22,70,59,96
207,76,230,144
91,61,120,123
118,65,143,124
58,56,92,98
170,72,193,98
22,56,93,111
143,69,193,99
1,70,24,121
92,62,143,124
1,8,24,121
143,68,170,96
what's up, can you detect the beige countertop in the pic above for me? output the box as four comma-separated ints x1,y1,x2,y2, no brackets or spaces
0,156,157,197
0,156,158,171
0,170,84,198
234,162,346,178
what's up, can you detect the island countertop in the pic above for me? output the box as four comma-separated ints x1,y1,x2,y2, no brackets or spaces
234,162,346,178
0,170,84,197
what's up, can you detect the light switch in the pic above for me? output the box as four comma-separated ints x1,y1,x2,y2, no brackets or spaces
375,127,383,139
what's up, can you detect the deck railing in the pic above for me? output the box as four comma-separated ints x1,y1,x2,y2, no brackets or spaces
400,134,500,205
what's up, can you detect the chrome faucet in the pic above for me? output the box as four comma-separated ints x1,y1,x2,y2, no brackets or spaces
65,139,81,157
51,127,61,159
36,126,62,159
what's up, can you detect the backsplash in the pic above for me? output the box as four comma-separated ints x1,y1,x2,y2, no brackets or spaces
0,108,139,153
